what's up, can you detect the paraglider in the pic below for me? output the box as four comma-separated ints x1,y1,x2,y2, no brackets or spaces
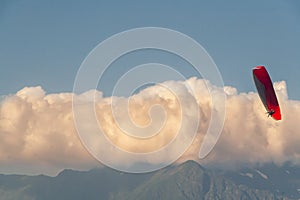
252,66,281,120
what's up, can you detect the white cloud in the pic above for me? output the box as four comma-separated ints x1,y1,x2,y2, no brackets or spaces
0,78,299,175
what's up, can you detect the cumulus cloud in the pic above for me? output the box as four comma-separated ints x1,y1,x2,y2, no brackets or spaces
0,78,299,175
0,86,97,175
201,81,300,167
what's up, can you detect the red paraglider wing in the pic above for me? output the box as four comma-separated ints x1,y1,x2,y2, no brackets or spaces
252,66,281,120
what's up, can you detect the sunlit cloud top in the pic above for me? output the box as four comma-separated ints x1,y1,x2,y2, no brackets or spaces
0,78,299,175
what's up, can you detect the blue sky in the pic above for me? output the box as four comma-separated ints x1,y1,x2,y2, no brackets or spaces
0,0,300,99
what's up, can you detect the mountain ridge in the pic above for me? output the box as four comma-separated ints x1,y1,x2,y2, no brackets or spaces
0,160,296,200
116,160,290,200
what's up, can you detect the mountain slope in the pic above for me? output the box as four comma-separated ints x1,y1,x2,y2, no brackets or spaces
0,167,152,200
224,162,300,199
119,161,289,200
0,161,295,200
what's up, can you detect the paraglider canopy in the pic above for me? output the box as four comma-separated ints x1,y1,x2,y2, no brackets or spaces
252,66,281,120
